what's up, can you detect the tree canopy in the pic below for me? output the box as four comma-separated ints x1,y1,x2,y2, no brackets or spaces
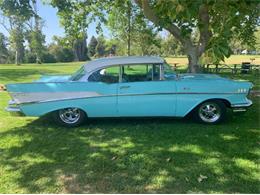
135,0,260,72
0,0,259,69
49,0,260,72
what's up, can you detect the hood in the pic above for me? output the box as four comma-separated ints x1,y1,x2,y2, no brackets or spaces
35,75,71,82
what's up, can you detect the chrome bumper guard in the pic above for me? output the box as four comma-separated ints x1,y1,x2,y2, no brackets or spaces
5,100,22,113
231,100,253,112
5,106,21,112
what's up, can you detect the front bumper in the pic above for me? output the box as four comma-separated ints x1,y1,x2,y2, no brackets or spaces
231,99,253,112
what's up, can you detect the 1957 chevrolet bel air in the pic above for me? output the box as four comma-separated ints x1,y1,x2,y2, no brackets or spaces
6,56,253,127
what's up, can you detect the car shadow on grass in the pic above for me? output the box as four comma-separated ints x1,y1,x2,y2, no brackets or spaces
0,108,259,193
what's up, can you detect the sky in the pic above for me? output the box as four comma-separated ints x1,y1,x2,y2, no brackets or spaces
0,0,110,44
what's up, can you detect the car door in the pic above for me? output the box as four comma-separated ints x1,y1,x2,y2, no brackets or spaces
85,65,119,117
117,64,177,116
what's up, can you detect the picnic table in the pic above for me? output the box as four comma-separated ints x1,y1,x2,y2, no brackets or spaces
172,63,179,71
203,63,260,74
168,62,180,71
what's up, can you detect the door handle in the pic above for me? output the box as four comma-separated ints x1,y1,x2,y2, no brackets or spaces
120,85,130,89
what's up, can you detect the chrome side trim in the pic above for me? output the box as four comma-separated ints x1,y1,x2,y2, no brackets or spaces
9,91,102,104
15,91,247,106
7,81,88,85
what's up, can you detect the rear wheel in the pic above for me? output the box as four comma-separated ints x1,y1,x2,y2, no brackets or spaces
53,108,86,127
194,100,226,124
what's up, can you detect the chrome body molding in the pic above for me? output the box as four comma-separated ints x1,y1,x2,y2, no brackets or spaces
11,91,248,106
10,91,102,104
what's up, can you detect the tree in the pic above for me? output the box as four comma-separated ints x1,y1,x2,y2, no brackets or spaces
133,23,160,55
107,0,159,56
9,21,25,64
0,32,8,63
107,0,133,55
105,39,117,56
49,0,260,71
48,43,74,62
135,0,260,72
26,28,46,63
50,0,92,61
95,36,106,57
229,37,244,55
88,36,98,57
161,33,184,57
0,0,34,64
27,0,46,64
48,36,74,62
254,27,260,53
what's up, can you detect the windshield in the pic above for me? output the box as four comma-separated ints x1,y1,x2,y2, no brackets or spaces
70,66,85,81
163,63,177,80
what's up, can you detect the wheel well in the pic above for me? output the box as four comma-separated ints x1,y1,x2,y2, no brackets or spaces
200,98,231,108
186,98,231,117
50,107,88,117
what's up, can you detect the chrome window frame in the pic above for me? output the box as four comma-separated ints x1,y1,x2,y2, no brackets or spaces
86,65,121,83
119,63,164,83
85,63,164,83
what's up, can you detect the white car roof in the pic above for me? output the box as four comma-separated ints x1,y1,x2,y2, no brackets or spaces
83,56,164,72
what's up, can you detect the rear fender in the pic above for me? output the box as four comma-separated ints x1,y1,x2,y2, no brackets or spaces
20,99,88,117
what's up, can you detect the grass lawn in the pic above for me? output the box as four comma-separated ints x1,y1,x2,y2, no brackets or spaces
0,58,259,193
165,54,260,67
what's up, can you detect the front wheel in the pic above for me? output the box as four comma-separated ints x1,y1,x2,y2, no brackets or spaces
53,108,86,127
194,100,226,124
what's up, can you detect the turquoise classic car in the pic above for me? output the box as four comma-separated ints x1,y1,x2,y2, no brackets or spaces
6,56,253,127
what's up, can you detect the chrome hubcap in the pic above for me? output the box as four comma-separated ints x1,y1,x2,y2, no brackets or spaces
59,108,80,124
199,103,221,123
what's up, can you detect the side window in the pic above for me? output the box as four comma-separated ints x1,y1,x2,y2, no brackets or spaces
88,66,119,83
122,64,161,83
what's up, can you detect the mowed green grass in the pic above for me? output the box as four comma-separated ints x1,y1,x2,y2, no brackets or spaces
165,54,260,67
0,58,259,193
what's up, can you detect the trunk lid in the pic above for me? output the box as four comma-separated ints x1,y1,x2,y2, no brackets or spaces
35,75,71,82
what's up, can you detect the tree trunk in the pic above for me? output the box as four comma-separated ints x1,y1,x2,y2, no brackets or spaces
127,0,131,56
186,47,200,73
73,40,82,61
15,49,22,65
134,0,210,74
15,50,19,65
73,35,89,61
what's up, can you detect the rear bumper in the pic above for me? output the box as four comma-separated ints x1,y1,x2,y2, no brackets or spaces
5,100,22,114
231,99,253,112
5,106,21,112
